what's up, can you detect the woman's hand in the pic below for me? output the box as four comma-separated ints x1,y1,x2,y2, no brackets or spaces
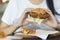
43,9,57,28
18,8,34,26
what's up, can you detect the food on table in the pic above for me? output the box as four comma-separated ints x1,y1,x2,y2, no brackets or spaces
22,27,36,34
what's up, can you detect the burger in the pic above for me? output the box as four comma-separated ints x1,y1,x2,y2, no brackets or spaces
26,8,50,24
22,8,50,34
29,8,49,19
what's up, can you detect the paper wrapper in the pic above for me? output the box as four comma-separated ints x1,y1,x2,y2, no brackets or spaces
15,23,59,39
15,29,59,39
26,15,44,25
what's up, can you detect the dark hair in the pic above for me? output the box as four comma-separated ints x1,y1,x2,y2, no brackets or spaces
46,0,60,16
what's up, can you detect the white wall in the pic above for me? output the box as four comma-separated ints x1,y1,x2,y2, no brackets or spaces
0,2,8,21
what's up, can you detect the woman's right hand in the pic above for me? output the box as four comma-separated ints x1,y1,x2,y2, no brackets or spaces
43,9,57,28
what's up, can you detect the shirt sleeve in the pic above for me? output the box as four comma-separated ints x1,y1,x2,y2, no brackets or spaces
1,0,18,25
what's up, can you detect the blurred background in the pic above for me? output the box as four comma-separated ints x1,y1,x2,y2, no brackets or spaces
0,0,9,22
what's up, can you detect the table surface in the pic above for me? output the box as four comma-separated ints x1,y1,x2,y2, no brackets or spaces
0,32,60,40
17,32,60,40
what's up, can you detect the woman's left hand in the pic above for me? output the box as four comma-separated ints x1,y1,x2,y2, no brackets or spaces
43,9,57,28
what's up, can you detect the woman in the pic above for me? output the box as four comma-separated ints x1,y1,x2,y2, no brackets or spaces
0,0,59,36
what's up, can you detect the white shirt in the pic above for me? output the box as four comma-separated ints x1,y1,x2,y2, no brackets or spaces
1,0,48,25
53,0,60,23
1,0,60,25
1,0,58,33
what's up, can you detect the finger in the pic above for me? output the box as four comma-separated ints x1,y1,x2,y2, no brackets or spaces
44,9,55,20
44,9,55,18
42,18,48,22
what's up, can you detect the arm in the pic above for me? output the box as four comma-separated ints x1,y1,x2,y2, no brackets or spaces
0,13,27,35
0,8,33,36
0,12,28,35
0,22,9,29
0,22,20,35
43,9,57,28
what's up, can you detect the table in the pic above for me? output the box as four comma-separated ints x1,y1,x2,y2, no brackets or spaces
21,32,60,40
0,32,60,40
0,36,22,40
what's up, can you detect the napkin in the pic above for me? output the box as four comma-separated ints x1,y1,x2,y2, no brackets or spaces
34,29,58,39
